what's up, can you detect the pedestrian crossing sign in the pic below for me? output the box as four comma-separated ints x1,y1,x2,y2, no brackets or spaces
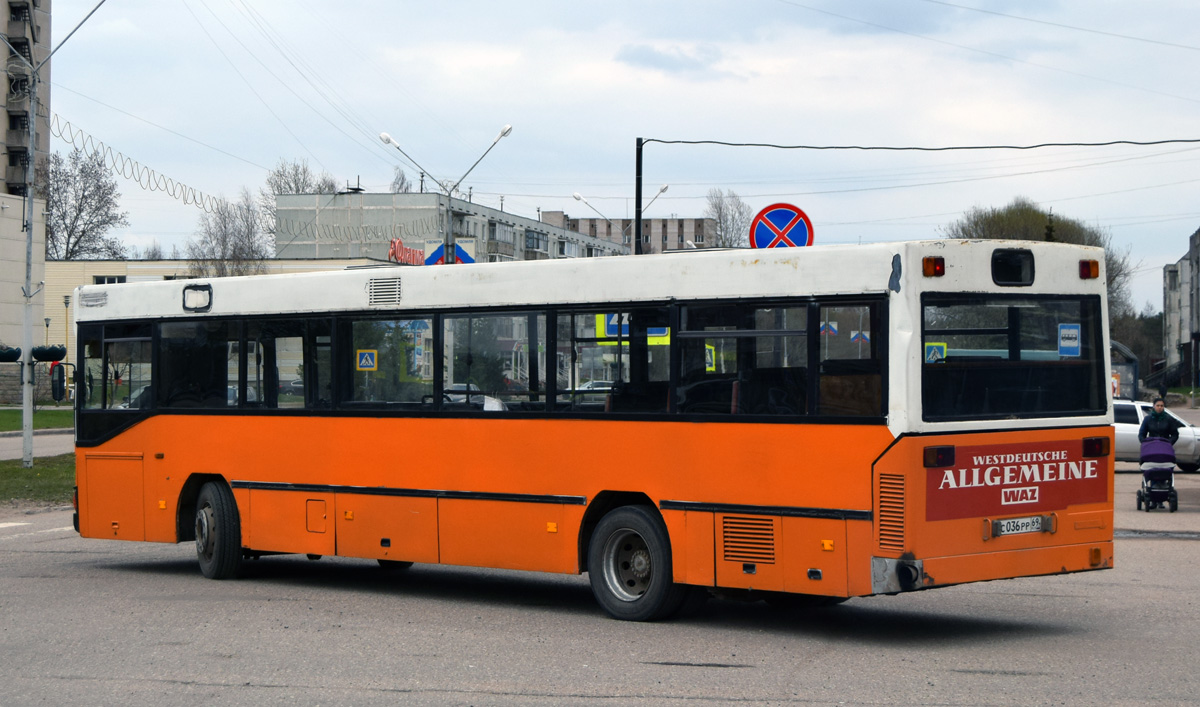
924,342,947,363
357,350,378,371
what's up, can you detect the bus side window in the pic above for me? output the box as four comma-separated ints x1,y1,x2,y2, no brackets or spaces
247,320,307,409
79,326,104,410
442,313,545,412
158,321,237,409
677,303,807,416
817,303,882,417
308,320,333,409
558,309,669,414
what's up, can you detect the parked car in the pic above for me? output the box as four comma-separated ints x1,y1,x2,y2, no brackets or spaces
576,379,612,402
1113,399,1200,471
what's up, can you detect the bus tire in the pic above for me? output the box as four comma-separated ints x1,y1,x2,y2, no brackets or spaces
195,482,242,580
587,505,685,621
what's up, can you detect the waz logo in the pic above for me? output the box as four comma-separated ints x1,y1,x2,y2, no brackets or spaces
1001,486,1039,505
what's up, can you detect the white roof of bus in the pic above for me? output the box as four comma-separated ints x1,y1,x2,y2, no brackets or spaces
74,239,1106,322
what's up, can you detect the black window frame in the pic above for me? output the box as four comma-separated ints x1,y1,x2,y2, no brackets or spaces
920,292,1106,422
75,295,891,446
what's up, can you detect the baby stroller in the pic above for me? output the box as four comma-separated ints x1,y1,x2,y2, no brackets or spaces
1137,438,1179,512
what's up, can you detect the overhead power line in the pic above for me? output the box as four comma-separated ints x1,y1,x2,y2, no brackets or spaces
774,0,1200,106
51,115,222,213
912,0,1200,53
641,138,1200,152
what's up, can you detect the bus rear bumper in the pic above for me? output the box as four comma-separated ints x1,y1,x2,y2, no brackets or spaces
871,541,1113,594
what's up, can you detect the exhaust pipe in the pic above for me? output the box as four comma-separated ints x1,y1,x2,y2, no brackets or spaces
896,562,921,591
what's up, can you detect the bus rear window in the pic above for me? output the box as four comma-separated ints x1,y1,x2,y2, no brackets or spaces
921,294,1105,421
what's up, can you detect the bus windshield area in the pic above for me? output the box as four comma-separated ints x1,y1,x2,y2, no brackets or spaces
921,294,1105,421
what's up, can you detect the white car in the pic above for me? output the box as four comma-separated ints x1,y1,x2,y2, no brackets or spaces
1113,399,1200,471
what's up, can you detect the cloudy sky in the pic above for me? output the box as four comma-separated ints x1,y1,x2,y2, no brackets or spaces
46,0,1200,311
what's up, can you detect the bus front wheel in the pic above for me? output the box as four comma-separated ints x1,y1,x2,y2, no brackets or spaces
195,482,242,579
587,505,686,621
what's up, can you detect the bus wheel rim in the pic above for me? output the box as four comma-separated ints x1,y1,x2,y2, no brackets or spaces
195,505,213,560
603,528,652,602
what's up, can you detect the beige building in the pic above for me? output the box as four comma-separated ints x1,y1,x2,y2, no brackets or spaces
0,190,44,402
4,0,51,196
0,190,44,348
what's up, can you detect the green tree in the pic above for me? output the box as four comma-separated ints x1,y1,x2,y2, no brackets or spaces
1110,301,1164,371
942,197,1134,316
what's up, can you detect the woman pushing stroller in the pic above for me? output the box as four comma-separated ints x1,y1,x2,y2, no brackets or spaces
1137,397,1180,512
1139,398,1180,446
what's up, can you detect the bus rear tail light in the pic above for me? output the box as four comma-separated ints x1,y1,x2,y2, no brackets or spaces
1079,260,1099,279
923,445,955,467
1083,437,1110,457
922,256,945,277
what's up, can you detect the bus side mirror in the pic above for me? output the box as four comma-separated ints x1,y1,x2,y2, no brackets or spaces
51,363,66,402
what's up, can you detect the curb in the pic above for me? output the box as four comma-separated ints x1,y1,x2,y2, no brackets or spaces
0,428,72,438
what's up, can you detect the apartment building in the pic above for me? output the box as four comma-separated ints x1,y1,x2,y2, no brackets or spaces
540,211,716,255
274,192,627,263
3,0,50,196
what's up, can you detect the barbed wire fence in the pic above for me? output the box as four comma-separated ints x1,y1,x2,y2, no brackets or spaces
49,114,223,214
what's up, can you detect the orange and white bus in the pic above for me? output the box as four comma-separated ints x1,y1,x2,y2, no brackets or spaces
72,239,1114,620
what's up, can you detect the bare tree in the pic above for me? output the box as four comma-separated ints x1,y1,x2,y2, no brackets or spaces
256,158,339,237
390,166,413,194
38,148,130,260
188,189,272,277
141,241,164,260
943,196,1134,316
703,188,753,248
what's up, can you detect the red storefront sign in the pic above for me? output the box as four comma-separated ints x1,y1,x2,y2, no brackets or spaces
925,440,1107,521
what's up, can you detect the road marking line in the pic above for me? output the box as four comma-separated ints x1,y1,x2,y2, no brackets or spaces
0,526,75,542
0,522,31,529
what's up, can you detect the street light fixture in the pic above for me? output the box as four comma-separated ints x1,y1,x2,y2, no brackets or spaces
644,184,668,212
574,184,668,254
379,125,512,264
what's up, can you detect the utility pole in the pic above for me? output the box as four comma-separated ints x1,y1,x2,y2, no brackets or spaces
3,0,110,467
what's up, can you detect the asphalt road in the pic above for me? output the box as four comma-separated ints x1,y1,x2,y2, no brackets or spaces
0,430,74,461
2,469,1199,706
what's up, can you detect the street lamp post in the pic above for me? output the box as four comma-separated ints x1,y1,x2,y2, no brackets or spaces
574,184,666,254
63,295,69,364
1,0,110,467
379,125,511,265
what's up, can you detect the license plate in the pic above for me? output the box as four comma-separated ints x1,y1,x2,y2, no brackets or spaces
994,515,1043,536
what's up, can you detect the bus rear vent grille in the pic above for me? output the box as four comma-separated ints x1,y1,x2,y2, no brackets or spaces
878,473,905,551
367,278,403,306
722,516,775,564
79,292,108,308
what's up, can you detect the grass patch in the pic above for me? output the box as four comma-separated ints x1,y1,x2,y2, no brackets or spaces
0,453,75,505
0,409,74,432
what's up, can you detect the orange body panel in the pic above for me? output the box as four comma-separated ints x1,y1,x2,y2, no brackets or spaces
76,415,1114,597
335,495,439,564
870,426,1115,591
248,489,336,556
438,499,579,573
80,453,145,540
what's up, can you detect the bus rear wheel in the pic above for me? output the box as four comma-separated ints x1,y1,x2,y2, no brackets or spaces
588,505,686,621
195,482,242,579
